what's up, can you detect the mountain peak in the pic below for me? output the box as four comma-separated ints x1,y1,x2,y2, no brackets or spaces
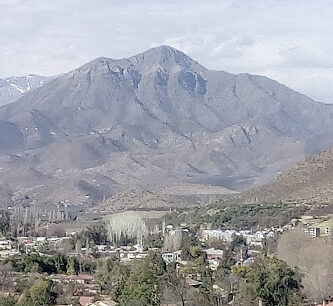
141,45,187,58
76,45,206,77
130,45,205,72
1,46,333,205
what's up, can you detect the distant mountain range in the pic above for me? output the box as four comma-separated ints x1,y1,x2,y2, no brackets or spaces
0,45,332,207
237,148,333,205
0,75,52,106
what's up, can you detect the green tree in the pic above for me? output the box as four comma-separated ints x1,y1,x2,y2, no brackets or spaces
234,257,302,306
54,254,67,273
162,266,187,306
231,235,247,251
0,210,10,236
66,257,79,275
85,224,108,245
0,297,16,306
200,268,213,304
20,279,56,306
217,248,236,279
118,253,166,305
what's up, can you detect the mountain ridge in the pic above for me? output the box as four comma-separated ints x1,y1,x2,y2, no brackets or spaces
0,45,332,207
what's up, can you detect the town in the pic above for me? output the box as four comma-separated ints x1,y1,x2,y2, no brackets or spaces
0,202,332,305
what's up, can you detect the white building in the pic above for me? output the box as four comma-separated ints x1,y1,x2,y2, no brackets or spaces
162,250,182,263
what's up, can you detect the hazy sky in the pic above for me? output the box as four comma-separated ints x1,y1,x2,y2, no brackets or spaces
1,0,333,103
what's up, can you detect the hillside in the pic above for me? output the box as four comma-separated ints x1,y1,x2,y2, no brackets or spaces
94,184,237,213
0,45,332,206
238,148,333,204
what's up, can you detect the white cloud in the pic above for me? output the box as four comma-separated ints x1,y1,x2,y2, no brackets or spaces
0,0,333,102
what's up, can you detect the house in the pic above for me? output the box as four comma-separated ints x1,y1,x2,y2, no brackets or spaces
0,249,19,257
89,299,118,306
315,219,333,236
166,225,174,231
202,229,236,242
127,253,137,260
79,296,95,306
185,277,201,287
36,237,47,243
162,250,181,263
50,274,94,285
24,242,36,253
83,283,100,295
96,245,108,252
304,226,320,238
254,231,266,241
204,248,224,260
0,240,12,250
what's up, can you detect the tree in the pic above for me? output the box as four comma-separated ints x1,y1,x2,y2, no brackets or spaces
118,253,166,305
180,233,199,261
162,266,187,306
200,268,214,304
163,229,182,252
66,257,79,275
106,211,147,246
234,257,302,306
0,210,10,236
54,254,67,273
144,233,163,250
217,248,236,279
0,262,13,291
85,224,108,245
231,235,246,251
20,279,56,305
0,298,16,306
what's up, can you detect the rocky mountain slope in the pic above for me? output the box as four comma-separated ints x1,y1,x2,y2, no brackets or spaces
237,148,333,204
0,45,332,207
94,184,237,213
0,75,51,106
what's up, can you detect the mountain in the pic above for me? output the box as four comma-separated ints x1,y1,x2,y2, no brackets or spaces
0,45,332,207
237,148,333,204
0,75,52,106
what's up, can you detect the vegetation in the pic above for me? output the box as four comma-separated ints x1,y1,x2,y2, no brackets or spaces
0,210,11,236
118,253,165,305
0,201,330,305
19,279,57,306
6,253,94,275
144,233,164,249
233,257,302,305
165,202,308,230
0,298,16,306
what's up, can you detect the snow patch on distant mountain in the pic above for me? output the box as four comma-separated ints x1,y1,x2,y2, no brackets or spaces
0,75,52,106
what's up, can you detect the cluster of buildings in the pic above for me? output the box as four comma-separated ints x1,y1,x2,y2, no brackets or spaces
48,274,118,305
201,228,279,247
100,244,149,261
0,233,154,264
161,226,276,272
0,239,19,257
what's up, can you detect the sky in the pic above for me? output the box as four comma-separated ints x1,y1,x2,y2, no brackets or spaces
1,0,333,103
